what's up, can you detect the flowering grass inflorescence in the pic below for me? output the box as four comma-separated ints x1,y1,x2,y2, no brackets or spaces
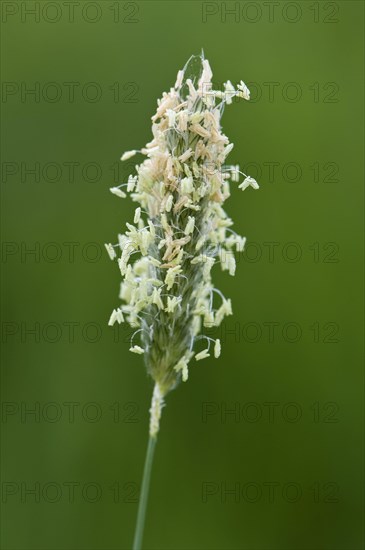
106,54,258,436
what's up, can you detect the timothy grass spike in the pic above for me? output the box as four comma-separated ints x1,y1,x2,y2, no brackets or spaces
107,54,258,437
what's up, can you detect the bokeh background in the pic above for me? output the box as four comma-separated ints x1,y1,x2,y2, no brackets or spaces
1,1,364,549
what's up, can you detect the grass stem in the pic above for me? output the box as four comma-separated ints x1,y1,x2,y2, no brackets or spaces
132,434,157,550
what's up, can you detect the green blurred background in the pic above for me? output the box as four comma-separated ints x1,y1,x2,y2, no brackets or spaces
1,1,364,549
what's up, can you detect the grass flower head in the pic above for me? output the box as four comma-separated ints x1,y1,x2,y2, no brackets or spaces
106,54,258,436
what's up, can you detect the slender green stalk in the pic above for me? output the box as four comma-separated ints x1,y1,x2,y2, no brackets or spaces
133,434,157,550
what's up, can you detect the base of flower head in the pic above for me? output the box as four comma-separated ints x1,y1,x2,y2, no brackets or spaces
149,383,165,437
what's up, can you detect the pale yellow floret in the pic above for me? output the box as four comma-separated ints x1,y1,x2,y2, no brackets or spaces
134,207,141,224
121,150,137,161
105,243,116,260
110,187,126,198
165,296,181,313
165,265,182,290
130,345,144,354
214,339,221,358
195,349,210,361
174,356,189,382
184,216,195,235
